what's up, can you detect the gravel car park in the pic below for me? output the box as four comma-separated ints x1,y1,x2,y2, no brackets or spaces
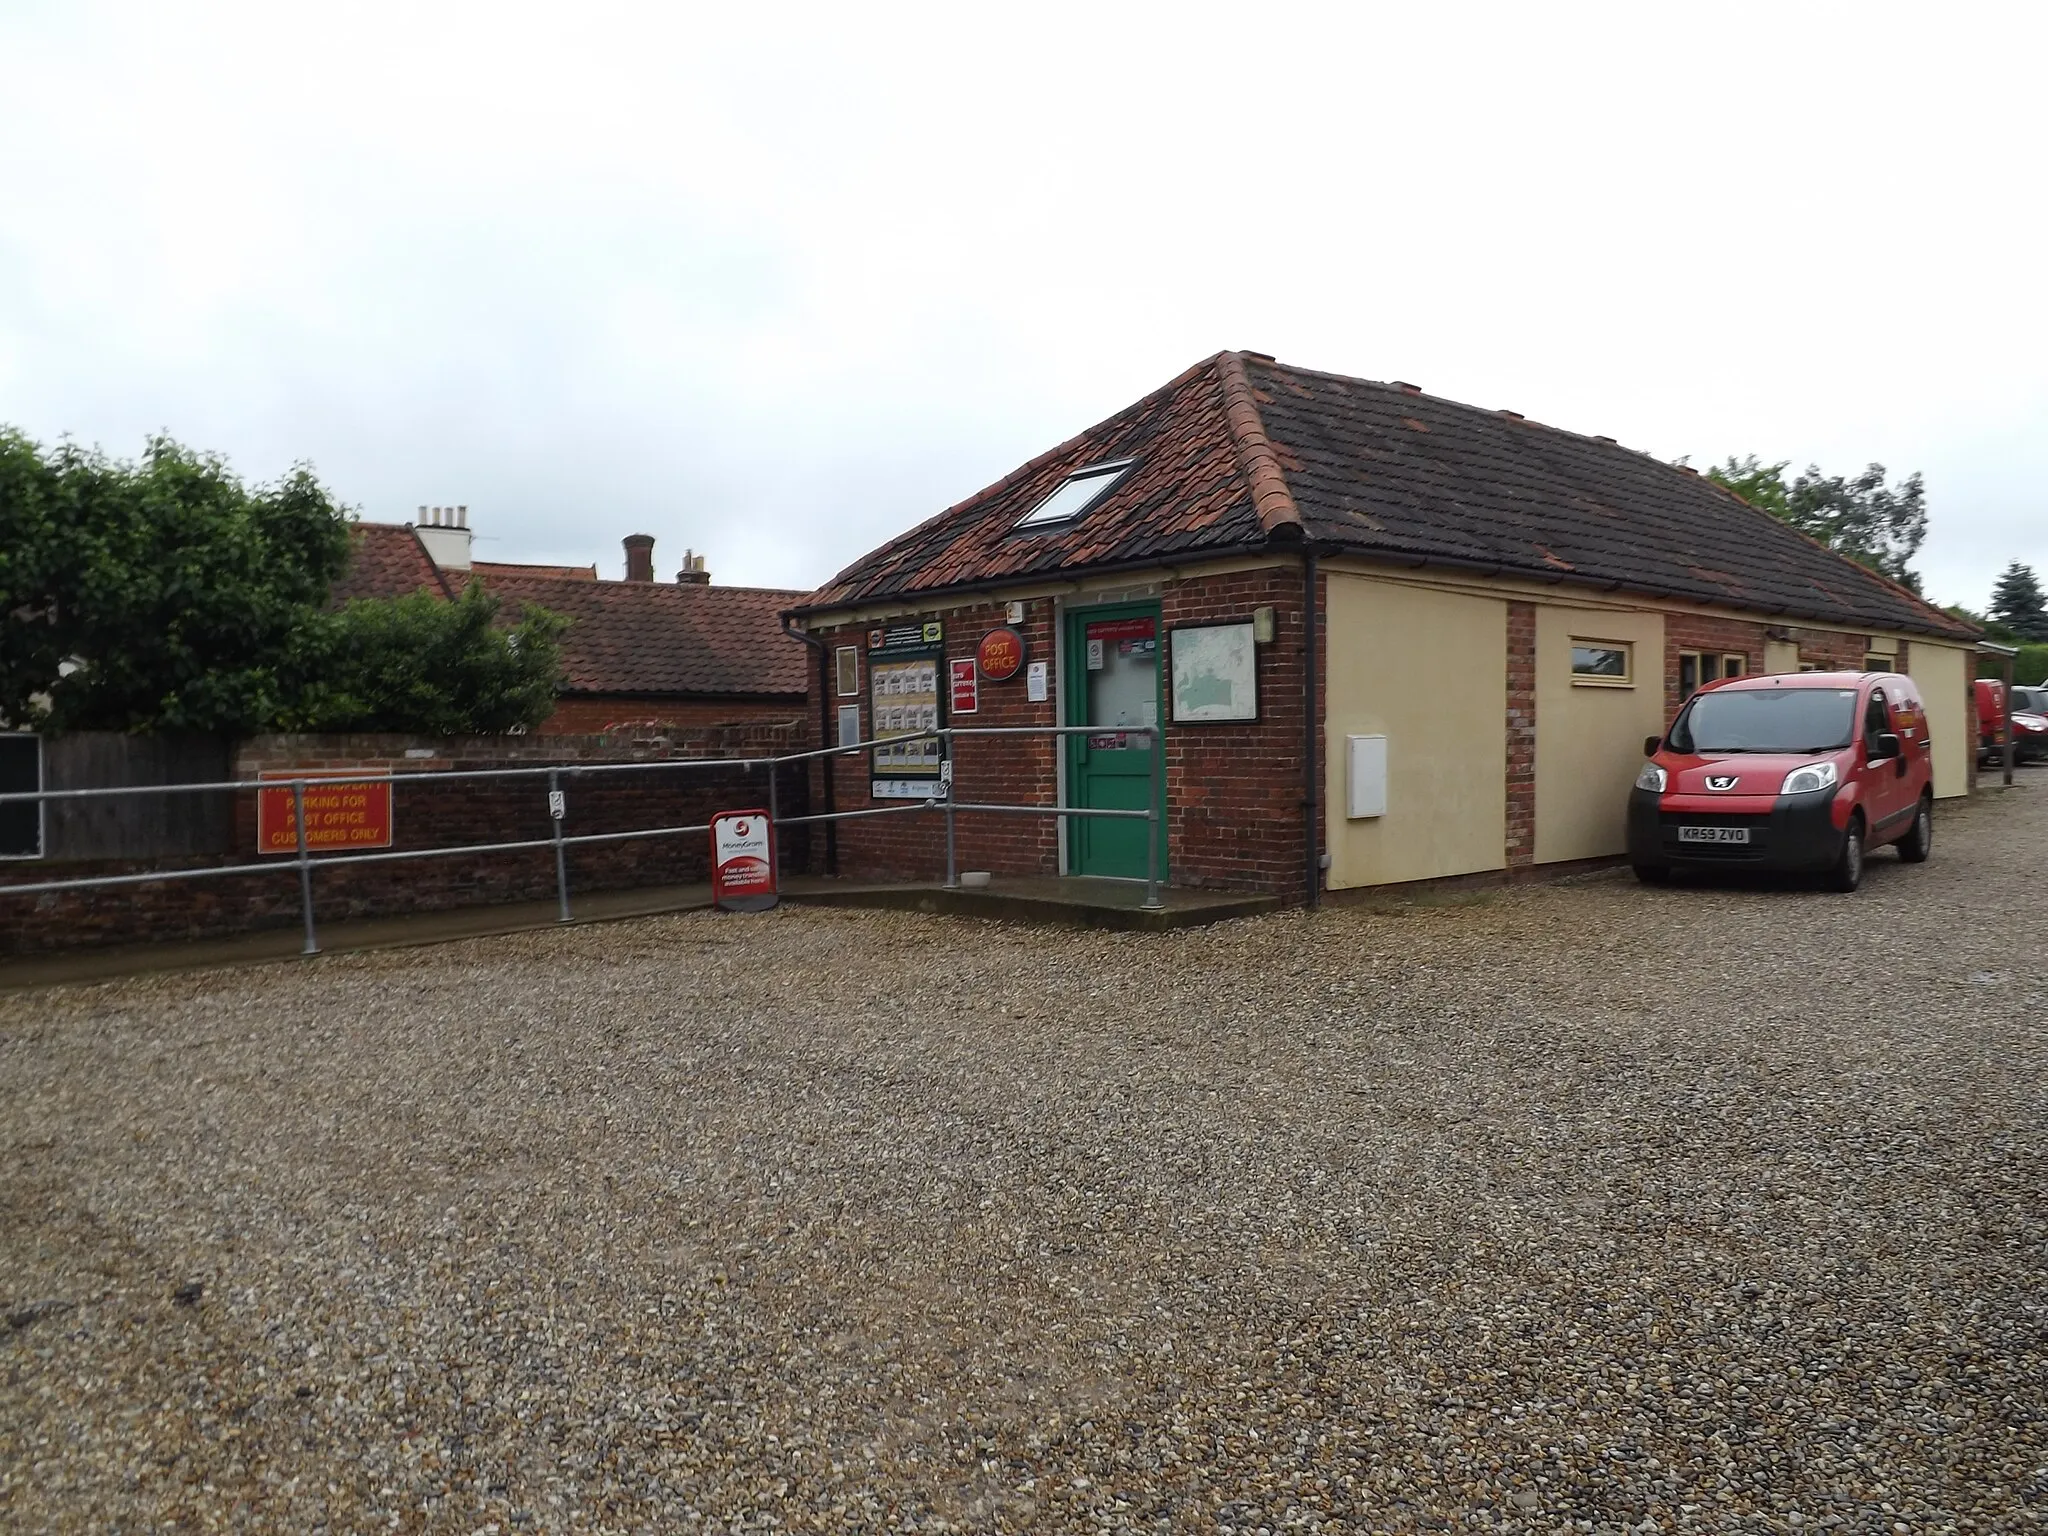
4,789,2045,1532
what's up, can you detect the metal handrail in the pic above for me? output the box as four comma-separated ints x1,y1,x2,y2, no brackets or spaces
0,722,1170,949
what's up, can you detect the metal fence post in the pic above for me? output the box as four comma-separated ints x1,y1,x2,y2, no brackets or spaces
549,768,571,923
292,779,320,955
1143,723,1164,910
766,758,779,879
942,733,958,888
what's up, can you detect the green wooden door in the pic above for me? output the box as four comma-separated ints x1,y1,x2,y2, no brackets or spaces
1064,602,1166,880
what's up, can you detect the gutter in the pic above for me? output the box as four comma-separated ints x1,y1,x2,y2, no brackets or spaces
779,615,839,876
788,541,1973,645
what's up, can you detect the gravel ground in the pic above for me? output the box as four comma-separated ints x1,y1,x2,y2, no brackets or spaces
4,785,2046,1533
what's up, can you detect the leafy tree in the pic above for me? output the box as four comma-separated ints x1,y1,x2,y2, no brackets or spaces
283,584,568,734
1988,561,2048,642
0,430,351,733
1702,454,1928,593
1,428,568,736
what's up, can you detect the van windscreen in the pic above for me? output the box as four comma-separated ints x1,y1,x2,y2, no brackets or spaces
1671,688,1858,754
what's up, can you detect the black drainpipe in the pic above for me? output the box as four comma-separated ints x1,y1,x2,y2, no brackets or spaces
780,615,838,875
1303,548,1321,909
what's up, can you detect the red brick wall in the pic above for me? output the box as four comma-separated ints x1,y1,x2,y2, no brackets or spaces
1786,627,1871,672
1163,565,1312,896
1505,601,1536,868
1663,614,1769,718
1,727,807,956
539,695,806,735
804,564,1315,898
812,598,1063,883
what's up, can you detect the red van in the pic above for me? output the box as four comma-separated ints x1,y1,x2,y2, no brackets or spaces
1627,671,1934,891
1974,678,2048,764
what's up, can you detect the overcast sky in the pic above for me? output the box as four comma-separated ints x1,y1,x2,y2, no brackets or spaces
3,1,2042,610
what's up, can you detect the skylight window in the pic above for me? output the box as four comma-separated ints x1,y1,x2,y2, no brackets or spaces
1013,460,1134,531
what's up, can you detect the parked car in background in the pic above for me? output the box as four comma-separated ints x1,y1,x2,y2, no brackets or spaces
1628,671,1933,892
1974,678,2048,764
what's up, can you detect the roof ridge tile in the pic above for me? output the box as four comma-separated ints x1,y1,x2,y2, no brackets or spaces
1215,351,1304,538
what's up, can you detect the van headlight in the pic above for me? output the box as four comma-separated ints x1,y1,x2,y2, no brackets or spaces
1781,761,1839,795
1634,762,1667,793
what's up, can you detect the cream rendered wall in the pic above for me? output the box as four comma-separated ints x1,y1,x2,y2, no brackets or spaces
1764,639,1800,674
1323,573,1506,889
1907,640,1971,800
1534,606,1667,863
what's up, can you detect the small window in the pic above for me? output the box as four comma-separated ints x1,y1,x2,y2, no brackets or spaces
1864,688,1889,741
1013,460,1134,531
1678,651,1720,697
1570,640,1633,686
834,646,860,698
1864,653,1895,673
1721,653,1746,678
0,733,43,859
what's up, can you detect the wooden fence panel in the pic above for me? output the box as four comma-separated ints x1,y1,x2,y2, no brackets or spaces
43,734,235,861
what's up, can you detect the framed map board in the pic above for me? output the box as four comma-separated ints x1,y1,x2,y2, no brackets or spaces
867,620,946,798
1169,620,1258,723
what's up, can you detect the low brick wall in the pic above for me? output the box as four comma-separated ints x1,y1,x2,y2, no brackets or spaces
0,727,808,956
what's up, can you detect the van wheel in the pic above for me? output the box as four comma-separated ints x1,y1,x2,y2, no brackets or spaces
1632,863,1671,886
1827,815,1866,892
1897,794,1933,863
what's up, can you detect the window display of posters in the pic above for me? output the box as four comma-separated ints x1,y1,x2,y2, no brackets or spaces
1170,620,1259,722
868,621,946,798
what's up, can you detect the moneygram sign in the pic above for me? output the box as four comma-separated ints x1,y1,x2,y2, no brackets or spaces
257,770,394,855
711,808,778,911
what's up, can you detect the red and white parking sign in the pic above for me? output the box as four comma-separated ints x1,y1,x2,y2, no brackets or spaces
711,809,778,911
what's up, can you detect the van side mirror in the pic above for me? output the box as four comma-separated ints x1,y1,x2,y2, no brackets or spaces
1644,735,1662,757
1872,732,1902,761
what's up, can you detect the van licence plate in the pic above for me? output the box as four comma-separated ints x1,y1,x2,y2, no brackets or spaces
1677,826,1750,844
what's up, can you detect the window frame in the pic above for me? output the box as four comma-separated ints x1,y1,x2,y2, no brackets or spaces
1011,459,1136,533
1864,652,1896,673
834,645,861,698
1721,653,1746,679
1569,638,1634,688
0,731,45,861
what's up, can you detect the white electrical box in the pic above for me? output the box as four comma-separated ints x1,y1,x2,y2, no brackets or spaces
1346,734,1387,818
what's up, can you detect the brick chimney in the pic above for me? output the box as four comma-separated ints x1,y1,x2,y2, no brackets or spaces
622,534,655,583
413,505,473,571
676,549,710,585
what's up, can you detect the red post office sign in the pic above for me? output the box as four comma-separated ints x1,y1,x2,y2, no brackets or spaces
257,770,393,855
977,626,1025,681
948,656,979,714
711,808,778,911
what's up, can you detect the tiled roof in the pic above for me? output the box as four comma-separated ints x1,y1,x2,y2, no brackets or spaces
798,352,1976,641
331,522,451,604
472,559,596,581
334,524,808,698
461,573,810,697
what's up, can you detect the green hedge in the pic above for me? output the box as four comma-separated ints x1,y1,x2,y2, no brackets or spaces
1978,644,2048,686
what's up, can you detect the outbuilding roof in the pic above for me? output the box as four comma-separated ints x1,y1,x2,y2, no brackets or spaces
330,522,452,604
331,524,807,699
462,572,809,697
797,351,1975,641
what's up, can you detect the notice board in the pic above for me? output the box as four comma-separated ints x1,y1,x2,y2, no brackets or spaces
867,620,946,799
